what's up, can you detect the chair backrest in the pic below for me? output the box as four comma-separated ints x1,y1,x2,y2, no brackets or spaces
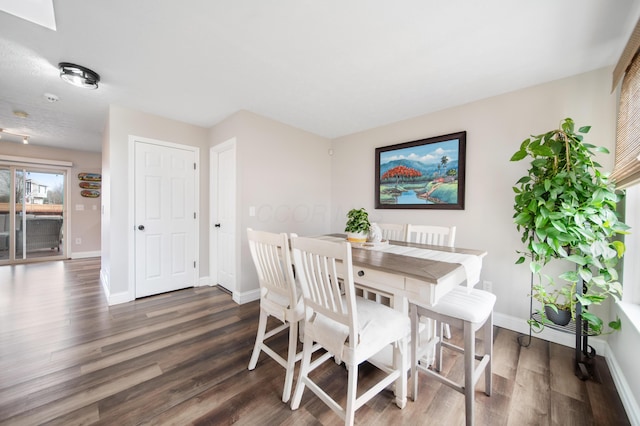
376,223,407,241
406,224,456,247
247,228,298,309
290,236,358,349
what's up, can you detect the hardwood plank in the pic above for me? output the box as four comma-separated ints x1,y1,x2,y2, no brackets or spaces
492,327,520,381
0,259,631,425
549,343,585,402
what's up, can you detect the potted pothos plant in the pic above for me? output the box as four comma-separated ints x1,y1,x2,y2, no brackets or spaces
511,118,629,335
532,283,573,326
345,208,371,243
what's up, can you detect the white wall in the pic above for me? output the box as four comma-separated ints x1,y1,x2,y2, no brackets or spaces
331,66,617,328
210,110,332,298
101,105,209,303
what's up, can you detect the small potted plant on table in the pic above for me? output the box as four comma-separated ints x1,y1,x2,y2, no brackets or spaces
345,208,371,243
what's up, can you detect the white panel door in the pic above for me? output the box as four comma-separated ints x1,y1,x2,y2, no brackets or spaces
210,140,236,294
135,141,196,298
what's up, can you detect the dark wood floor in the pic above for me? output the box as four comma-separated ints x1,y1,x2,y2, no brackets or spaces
0,258,630,425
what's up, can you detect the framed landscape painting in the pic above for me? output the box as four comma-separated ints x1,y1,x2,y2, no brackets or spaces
375,131,466,209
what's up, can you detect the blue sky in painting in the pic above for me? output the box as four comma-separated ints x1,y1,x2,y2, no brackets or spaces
381,139,459,165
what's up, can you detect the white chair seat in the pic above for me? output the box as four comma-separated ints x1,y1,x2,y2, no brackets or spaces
426,286,496,323
262,289,305,322
307,296,410,364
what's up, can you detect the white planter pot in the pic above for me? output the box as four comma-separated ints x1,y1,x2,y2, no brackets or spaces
346,231,368,243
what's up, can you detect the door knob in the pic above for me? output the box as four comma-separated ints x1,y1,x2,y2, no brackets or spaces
214,223,221,228
138,225,145,230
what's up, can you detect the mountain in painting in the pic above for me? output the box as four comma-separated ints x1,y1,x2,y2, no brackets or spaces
380,158,458,178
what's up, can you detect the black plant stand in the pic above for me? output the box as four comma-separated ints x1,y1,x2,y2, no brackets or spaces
517,276,598,381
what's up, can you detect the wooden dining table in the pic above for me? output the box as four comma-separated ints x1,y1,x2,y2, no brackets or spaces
317,233,488,314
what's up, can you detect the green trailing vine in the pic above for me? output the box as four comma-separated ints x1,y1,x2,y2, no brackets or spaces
511,118,629,335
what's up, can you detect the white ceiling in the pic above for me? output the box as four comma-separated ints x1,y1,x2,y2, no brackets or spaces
1,0,639,153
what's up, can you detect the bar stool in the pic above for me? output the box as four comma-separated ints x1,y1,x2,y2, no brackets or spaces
410,286,496,426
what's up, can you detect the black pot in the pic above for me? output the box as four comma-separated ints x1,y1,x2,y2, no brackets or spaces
544,305,571,326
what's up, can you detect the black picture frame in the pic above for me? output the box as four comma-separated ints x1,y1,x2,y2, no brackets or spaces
375,131,466,209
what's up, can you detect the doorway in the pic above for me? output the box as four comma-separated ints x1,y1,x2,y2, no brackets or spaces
0,165,67,263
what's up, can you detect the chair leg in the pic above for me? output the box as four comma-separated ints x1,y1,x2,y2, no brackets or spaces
464,321,475,426
345,362,358,426
394,336,407,409
410,304,419,401
248,309,268,370
443,323,452,339
484,314,493,397
282,319,298,403
434,320,443,372
291,332,313,410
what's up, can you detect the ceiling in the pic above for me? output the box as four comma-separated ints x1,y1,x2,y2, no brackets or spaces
1,0,639,153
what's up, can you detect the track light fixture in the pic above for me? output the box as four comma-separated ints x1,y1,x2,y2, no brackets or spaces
0,128,30,144
58,62,100,89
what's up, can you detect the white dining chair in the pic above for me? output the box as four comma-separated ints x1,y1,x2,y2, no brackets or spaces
406,224,457,339
289,235,409,426
376,222,407,241
406,224,456,247
246,228,310,403
410,287,496,426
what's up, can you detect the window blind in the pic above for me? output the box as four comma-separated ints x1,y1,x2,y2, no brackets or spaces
612,20,640,189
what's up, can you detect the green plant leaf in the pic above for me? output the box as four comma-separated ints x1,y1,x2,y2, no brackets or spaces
530,262,542,274
551,221,567,233
611,240,626,257
581,311,603,334
578,125,591,133
566,254,586,265
510,150,528,161
609,318,621,331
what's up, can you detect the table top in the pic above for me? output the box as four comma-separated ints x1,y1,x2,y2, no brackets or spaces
326,233,487,285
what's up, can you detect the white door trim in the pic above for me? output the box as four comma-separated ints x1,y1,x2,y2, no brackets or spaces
128,135,200,299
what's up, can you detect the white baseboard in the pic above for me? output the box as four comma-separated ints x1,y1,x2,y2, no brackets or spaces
71,250,101,259
603,346,640,426
494,312,606,354
196,278,259,305
100,268,134,305
233,288,260,305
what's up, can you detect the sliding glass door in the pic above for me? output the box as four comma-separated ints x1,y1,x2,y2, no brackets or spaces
0,165,66,263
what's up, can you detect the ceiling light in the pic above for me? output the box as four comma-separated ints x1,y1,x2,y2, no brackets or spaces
58,62,100,89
